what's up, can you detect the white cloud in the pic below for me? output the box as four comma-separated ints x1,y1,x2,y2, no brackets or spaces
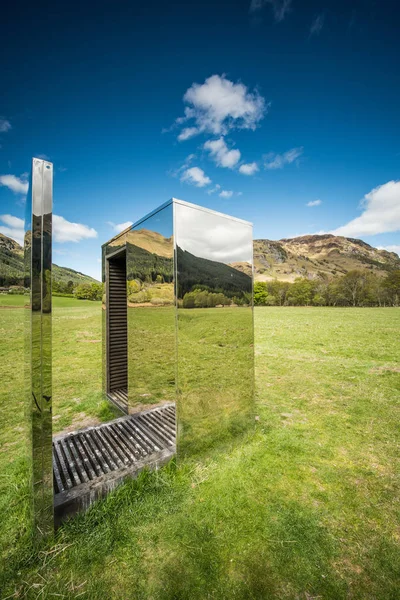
1,215,97,247
207,184,221,195
307,199,322,207
0,118,11,133
181,166,211,187
53,215,98,243
331,181,400,237
175,202,252,264
0,214,24,245
169,153,196,178
175,74,266,139
310,14,325,36
219,190,234,198
378,245,400,257
177,127,199,142
204,137,241,169
239,162,259,175
0,214,24,229
0,174,29,194
264,146,304,170
250,0,292,22
107,221,134,233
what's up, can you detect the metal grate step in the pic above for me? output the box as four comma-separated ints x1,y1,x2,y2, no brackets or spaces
107,387,128,411
53,403,176,524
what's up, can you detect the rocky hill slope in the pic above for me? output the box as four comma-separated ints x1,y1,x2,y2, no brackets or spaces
254,234,400,282
2,231,399,287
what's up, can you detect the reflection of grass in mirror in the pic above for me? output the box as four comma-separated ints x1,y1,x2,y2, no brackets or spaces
128,306,175,409
177,307,254,455
51,298,120,432
128,280,174,306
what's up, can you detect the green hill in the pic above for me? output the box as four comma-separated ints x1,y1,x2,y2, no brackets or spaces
0,233,99,288
176,245,252,299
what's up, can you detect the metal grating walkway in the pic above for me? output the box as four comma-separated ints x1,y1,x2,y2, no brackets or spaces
53,403,176,523
107,387,128,412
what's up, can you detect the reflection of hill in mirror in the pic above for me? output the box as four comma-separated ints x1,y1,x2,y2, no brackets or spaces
228,262,252,277
176,246,252,306
126,229,173,258
126,229,174,306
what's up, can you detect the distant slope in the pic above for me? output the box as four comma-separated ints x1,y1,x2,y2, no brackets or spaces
176,246,252,298
254,234,400,282
0,233,99,287
0,233,24,285
3,230,399,289
126,229,173,258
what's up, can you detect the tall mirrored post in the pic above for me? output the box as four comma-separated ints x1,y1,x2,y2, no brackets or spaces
174,201,254,456
28,158,53,538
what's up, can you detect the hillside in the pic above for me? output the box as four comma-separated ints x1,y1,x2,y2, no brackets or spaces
176,246,252,299
2,231,399,288
0,233,99,287
254,234,400,282
126,229,173,258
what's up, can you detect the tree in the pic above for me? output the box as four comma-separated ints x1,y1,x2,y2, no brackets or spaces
254,282,269,306
75,282,103,301
339,270,367,307
384,270,400,306
287,278,316,306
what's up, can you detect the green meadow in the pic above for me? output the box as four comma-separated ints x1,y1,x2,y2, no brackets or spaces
0,296,399,599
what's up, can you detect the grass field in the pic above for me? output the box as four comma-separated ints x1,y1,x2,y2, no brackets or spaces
0,297,399,598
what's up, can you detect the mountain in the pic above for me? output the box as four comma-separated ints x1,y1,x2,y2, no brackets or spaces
0,233,99,287
176,246,252,298
228,262,253,277
126,229,173,258
254,234,400,282
2,230,399,289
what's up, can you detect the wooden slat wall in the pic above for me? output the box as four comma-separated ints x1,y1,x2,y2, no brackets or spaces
108,258,127,393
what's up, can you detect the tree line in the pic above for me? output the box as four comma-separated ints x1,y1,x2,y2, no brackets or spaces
52,279,103,301
254,270,400,307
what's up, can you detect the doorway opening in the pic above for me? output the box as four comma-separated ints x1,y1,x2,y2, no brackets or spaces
107,249,128,412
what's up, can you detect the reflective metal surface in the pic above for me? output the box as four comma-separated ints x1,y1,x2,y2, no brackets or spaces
174,200,254,456
29,158,54,537
102,199,254,461
0,158,53,554
126,204,175,411
102,204,175,414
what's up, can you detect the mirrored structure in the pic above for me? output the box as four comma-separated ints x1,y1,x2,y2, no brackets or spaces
27,158,54,536
0,158,53,556
103,199,254,457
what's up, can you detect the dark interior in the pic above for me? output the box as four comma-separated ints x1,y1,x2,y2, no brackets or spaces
107,250,128,404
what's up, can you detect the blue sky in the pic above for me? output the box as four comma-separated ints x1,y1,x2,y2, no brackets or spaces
1,0,399,280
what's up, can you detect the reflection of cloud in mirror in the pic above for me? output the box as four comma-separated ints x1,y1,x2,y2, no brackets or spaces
175,203,252,264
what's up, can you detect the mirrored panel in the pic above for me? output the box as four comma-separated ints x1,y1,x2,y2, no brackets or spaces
0,158,53,558
30,159,53,536
103,204,175,413
126,204,175,413
174,201,254,456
